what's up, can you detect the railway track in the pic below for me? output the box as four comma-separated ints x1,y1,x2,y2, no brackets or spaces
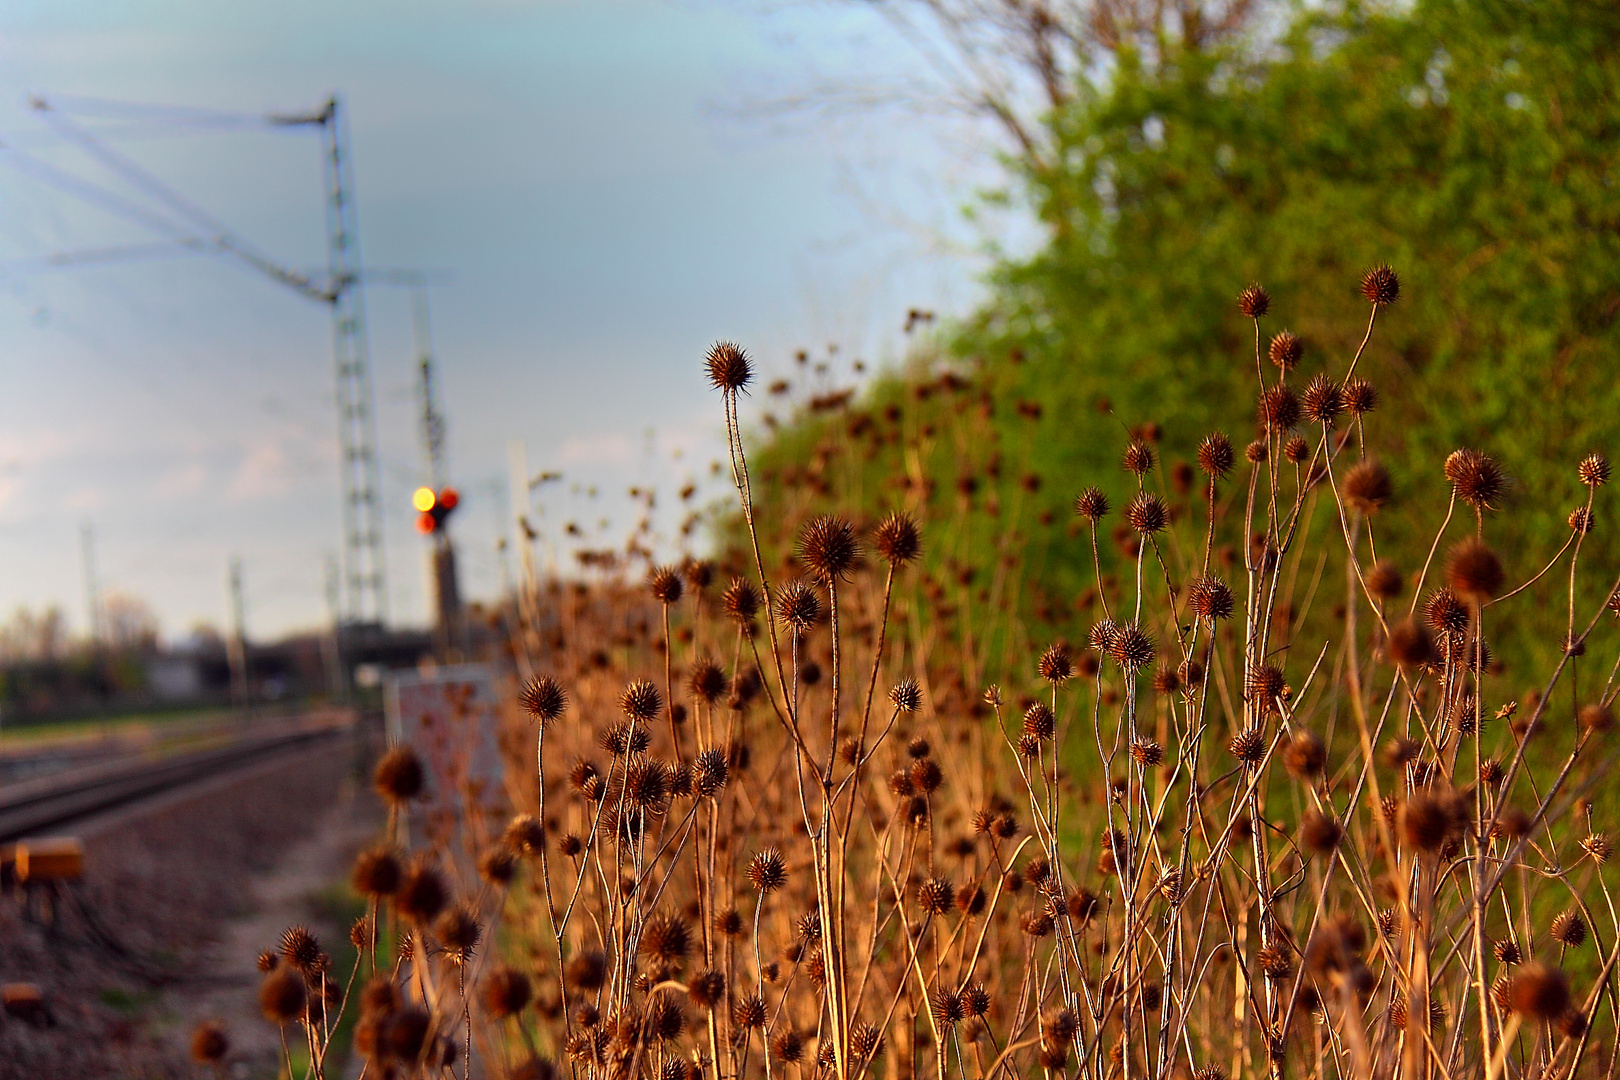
0,721,350,844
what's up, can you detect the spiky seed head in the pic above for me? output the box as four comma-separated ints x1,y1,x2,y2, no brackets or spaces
733,993,767,1030
1344,459,1392,514
480,966,533,1019
190,1021,229,1064
1444,449,1506,510
1268,330,1302,371
1579,453,1610,488
1447,539,1504,603
1125,492,1167,534
1402,792,1459,852
1509,962,1572,1020
928,987,964,1030
1074,486,1110,522
747,849,787,893
1582,833,1613,863
1299,810,1343,855
1257,946,1294,980
1379,622,1433,676
688,969,725,1009
259,968,307,1025
687,659,726,704
1188,576,1235,622
1193,1067,1228,1080
1570,506,1596,534
257,949,277,972
1553,910,1587,947
890,678,922,712
873,512,922,565
640,911,691,961
1423,588,1469,634
478,845,518,886
1123,440,1155,475
1344,377,1378,415
1088,619,1119,653
1494,939,1522,965
1130,738,1163,767
1245,439,1269,463
695,748,729,796
1244,664,1287,714
434,904,482,962
1109,623,1155,671
373,745,425,805
799,516,862,581
850,1022,884,1062
1152,667,1180,694
771,1029,805,1063
1365,560,1403,600
683,558,713,591
619,680,662,722
910,758,943,793
1360,264,1400,306
722,578,760,623
1237,284,1271,319
564,950,607,991
648,565,683,604
1301,374,1344,425
353,847,402,898
956,883,987,915
1228,728,1266,764
505,813,546,856
1195,432,1235,478
280,925,323,974
519,675,568,725
960,984,991,1018
705,341,752,392
1259,384,1301,433
774,580,821,634
917,877,954,914
395,857,450,925
1038,643,1073,683
1283,436,1309,463
1283,730,1327,778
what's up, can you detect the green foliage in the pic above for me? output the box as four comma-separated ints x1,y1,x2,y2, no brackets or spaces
751,0,1620,678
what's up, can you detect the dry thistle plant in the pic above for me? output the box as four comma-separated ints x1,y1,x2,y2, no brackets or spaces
255,272,1620,1080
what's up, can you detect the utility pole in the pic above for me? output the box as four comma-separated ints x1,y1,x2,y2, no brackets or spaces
227,557,249,711
413,285,462,656
79,523,102,647
322,555,345,699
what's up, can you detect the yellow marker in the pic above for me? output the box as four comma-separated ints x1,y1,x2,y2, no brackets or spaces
412,486,437,512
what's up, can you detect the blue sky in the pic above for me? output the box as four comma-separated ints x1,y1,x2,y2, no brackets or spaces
0,0,1004,639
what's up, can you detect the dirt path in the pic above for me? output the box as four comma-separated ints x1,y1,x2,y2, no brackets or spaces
165,774,383,1077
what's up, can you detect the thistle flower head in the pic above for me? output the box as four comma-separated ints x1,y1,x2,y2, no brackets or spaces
722,578,761,623
1360,264,1400,306
1579,453,1610,488
774,580,821,635
1237,283,1271,319
1301,374,1344,425
873,511,922,565
1125,492,1167,534
481,967,533,1019
1198,433,1235,477
1444,449,1506,510
705,341,752,392
1187,576,1234,622
1123,440,1155,475
1259,385,1301,433
648,565,684,604
1447,538,1504,603
799,515,862,581
1268,330,1302,371
688,658,726,704
1344,377,1378,415
1038,643,1073,683
373,745,425,805
890,678,922,712
747,849,788,892
618,680,662,722
1074,486,1110,522
520,675,569,724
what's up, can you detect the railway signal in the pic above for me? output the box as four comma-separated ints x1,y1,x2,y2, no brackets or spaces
413,486,459,534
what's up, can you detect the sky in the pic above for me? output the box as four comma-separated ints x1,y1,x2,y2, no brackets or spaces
0,0,1012,641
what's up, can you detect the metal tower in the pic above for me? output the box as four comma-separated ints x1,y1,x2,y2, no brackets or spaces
312,97,388,627
3,94,393,627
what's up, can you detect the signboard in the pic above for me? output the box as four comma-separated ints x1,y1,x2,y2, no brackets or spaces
384,663,506,847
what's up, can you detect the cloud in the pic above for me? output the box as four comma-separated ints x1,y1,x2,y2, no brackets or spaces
154,460,207,500
225,436,293,501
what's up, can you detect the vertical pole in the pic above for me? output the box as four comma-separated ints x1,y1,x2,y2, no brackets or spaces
320,95,388,628
322,554,345,700
79,523,102,647
227,557,249,712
